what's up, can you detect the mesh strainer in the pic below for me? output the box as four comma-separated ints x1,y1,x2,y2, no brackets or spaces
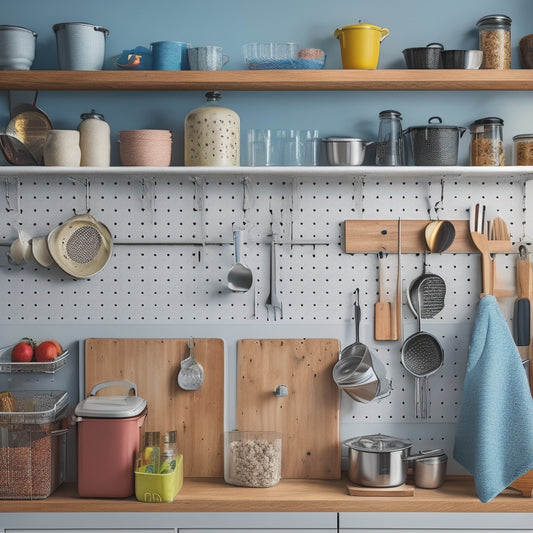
401,284,443,419
47,213,112,278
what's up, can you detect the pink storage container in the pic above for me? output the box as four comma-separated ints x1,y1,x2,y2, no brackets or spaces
74,381,147,498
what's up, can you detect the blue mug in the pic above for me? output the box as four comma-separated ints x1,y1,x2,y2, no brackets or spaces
151,41,190,70
188,46,229,71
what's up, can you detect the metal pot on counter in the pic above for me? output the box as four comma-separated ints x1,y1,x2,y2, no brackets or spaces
344,434,447,488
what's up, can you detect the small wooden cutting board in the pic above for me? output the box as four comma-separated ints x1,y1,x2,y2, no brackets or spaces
347,483,415,497
236,338,341,480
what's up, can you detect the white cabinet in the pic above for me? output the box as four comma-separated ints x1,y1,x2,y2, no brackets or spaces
339,512,533,532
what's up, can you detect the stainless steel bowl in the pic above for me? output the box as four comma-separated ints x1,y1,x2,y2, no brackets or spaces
441,50,483,69
323,137,372,166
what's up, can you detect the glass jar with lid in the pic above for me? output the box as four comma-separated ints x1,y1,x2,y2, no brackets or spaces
476,14,512,69
513,134,533,165
375,109,404,166
469,117,505,166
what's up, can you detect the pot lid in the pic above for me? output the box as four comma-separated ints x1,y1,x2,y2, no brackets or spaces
344,433,412,452
338,22,385,32
414,453,448,464
470,116,504,127
75,394,146,418
0,25,37,36
408,116,464,131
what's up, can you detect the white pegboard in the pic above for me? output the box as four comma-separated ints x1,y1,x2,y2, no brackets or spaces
0,171,528,438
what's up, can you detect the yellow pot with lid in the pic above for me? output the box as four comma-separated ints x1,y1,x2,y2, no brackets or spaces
334,22,390,69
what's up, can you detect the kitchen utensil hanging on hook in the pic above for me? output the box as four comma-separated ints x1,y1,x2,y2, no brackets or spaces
514,244,531,347
374,251,394,340
227,227,253,292
425,181,455,253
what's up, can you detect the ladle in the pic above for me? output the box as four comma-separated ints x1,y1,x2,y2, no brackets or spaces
177,337,204,391
339,289,369,361
227,229,253,292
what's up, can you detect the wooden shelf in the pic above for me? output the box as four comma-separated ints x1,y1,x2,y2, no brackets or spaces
2,69,533,91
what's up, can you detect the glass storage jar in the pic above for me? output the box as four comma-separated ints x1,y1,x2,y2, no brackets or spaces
469,117,505,166
513,134,533,165
476,14,512,69
224,430,282,487
78,109,110,167
375,109,404,166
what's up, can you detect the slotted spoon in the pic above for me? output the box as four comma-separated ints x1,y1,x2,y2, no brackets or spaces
177,338,204,391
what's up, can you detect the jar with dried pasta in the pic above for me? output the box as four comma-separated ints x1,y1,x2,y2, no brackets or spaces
476,14,512,69
513,134,533,165
469,117,505,166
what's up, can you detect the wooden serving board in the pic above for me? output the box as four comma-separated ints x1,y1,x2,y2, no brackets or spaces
346,483,415,497
84,338,224,478
236,338,341,480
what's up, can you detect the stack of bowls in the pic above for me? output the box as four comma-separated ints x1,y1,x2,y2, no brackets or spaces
119,129,172,166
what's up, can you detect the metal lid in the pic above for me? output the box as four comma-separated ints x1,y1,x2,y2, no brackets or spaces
476,14,512,27
471,117,504,126
344,433,412,452
379,109,402,118
80,109,105,121
414,453,448,464
513,134,533,140
75,394,146,418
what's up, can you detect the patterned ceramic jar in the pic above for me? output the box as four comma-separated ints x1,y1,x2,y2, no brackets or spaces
184,92,240,166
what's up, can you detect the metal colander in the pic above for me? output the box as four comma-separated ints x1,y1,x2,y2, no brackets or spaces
48,213,112,278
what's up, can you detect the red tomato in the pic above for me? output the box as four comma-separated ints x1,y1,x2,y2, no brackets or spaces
43,339,63,354
11,341,34,362
34,341,60,362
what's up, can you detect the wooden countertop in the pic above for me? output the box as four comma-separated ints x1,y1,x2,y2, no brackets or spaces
1,477,531,513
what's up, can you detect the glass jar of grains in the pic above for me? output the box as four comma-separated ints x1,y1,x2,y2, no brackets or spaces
469,117,505,166
513,134,533,165
477,14,512,69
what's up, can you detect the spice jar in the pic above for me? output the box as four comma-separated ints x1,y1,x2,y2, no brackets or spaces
513,134,533,165
184,91,240,166
375,109,404,166
78,109,111,167
476,14,512,69
469,117,505,166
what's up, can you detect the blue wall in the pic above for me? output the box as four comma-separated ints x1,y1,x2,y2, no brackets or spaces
3,0,533,166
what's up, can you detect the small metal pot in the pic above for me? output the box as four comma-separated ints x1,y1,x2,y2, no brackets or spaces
403,43,443,69
412,452,448,488
344,434,412,487
323,137,373,166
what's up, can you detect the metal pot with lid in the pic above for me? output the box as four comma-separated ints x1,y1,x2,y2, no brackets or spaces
405,116,466,166
344,434,412,487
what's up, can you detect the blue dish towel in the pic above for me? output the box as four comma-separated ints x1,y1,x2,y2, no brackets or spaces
454,295,533,502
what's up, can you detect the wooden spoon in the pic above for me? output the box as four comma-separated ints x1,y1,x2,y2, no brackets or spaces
374,252,393,341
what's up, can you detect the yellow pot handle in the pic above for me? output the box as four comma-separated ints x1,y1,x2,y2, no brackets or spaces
380,28,390,41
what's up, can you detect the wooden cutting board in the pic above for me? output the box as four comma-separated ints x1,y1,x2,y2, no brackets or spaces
236,338,341,480
84,338,224,478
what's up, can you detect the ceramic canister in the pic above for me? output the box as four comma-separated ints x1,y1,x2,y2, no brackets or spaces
43,130,81,167
184,92,240,166
78,109,111,166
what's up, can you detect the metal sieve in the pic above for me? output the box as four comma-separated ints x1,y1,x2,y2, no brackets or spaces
47,213,112,278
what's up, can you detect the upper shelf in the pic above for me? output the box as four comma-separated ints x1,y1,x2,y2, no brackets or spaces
3,69,533,91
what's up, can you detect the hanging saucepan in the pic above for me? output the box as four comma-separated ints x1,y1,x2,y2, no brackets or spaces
0,133,38,165
6,91,52,164
47,213,113,278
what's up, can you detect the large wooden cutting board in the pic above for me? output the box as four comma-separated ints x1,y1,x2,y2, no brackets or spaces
236,338,341,480
84,338,224,478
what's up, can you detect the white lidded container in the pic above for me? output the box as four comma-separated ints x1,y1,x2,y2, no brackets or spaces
74,381,147,498
78,109,111,166
184,91,240,166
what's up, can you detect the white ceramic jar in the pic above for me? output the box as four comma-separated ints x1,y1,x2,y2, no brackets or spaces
184,91,240,166
43,129,81,166
78,109,111,166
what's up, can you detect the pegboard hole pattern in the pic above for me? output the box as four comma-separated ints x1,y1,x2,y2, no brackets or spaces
0,175,525,428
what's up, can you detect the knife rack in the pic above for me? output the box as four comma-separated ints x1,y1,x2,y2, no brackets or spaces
343,219,515,255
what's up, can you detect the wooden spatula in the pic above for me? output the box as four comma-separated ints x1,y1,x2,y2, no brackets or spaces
374,251,393,341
